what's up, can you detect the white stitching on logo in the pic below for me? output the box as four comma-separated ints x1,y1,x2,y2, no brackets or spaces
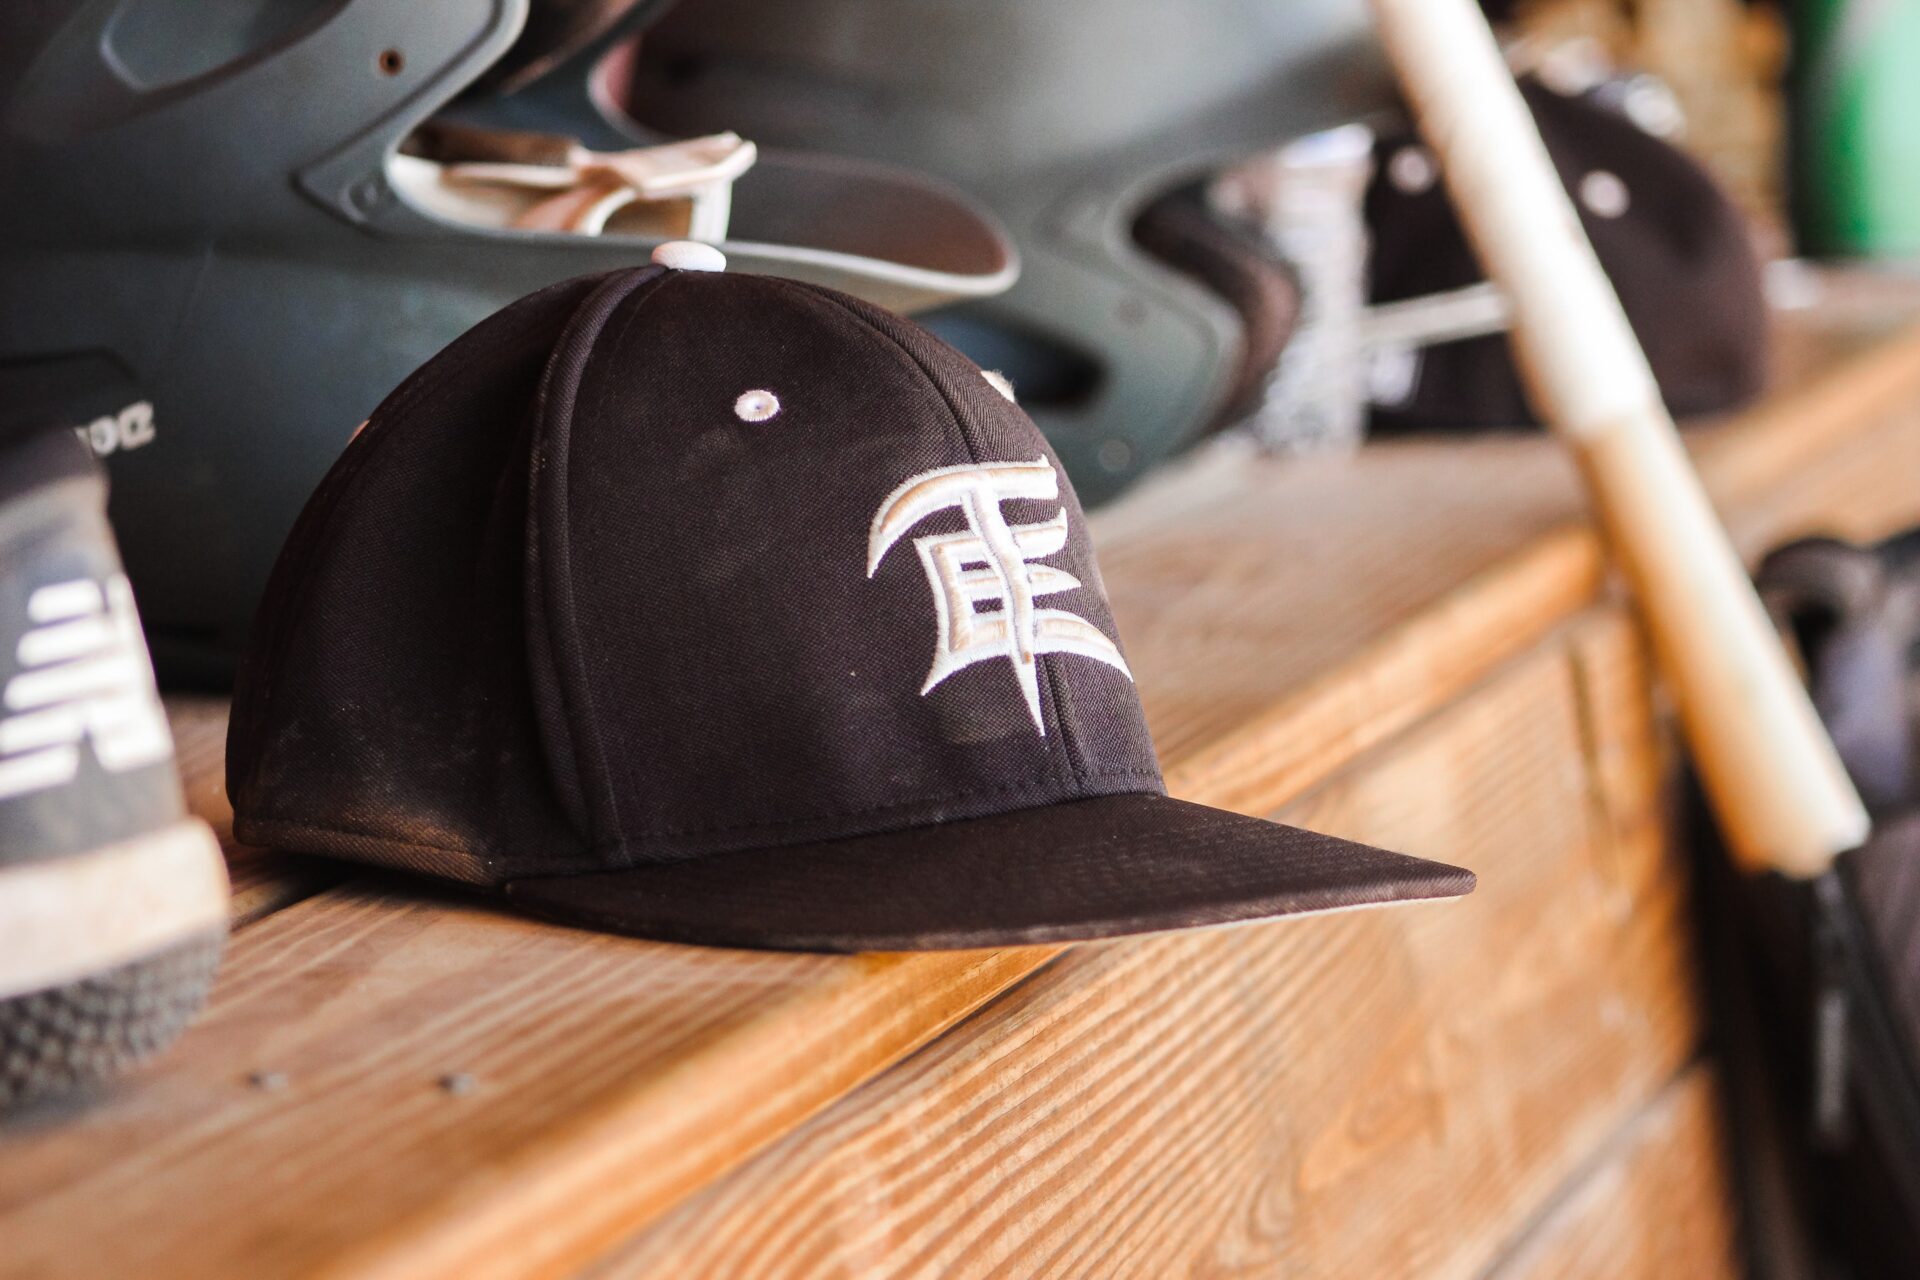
0,576,174,800
868,457,1131,735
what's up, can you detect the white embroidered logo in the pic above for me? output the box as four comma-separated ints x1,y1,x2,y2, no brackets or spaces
0,576,174,801
867,457,1131,734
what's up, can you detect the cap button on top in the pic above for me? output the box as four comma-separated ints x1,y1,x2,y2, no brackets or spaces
652,241,727,272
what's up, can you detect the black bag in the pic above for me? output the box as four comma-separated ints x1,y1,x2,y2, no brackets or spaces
1710,530,1920,1279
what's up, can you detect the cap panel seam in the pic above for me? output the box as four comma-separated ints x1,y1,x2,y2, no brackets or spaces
232,303,572,801
762,277,985,464
540,272,1000,857
1040,657,1088,781
795,286,1095,780
528,266,668,865
773,280,1094,786
527,273,1130,865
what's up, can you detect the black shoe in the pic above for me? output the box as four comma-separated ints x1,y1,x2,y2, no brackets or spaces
0,430,228,1114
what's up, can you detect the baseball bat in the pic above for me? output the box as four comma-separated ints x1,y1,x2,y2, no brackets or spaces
1367,0,1869,877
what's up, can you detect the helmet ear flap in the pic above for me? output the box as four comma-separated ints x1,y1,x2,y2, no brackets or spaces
1132,188,1301,436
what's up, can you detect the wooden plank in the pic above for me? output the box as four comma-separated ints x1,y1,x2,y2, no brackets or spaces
1718,386,1920,557
586,613,1705,1280
0,877,1050,1277
2,308,1917,1277
1698,284,1920,511
1095,439,1588,772
1488,1068,1740,1280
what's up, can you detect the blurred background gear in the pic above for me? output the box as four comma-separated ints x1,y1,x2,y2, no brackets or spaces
1786,0,1920,257
0,429,228,1115
1708,528,1920,1280
0,0,1015,682
620,0,1399,505
1206,126,1374,457
1761,531,1920,815
1360,69,1770,433
1491,0,1791,232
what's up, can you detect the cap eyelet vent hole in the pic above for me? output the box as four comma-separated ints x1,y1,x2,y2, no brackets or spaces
378,49,405,76
1387,146,1437,195
1579,170,1630,218
734,390,780,423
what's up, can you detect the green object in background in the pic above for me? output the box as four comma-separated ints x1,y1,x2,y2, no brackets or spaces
1790,0,1920,257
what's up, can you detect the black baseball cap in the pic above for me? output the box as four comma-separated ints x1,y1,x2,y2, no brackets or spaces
227,246,1472,952
1366,75,1769,431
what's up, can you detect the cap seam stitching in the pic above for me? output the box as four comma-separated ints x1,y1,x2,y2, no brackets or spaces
532,268,667,866
1040,654,1086,781
641,763,1162,840
241,764,1163,861
764,278,988,462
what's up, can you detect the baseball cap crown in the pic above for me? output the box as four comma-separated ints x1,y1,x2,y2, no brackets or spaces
229,266,1160,879
229,261,1475,951
524,268,1162,864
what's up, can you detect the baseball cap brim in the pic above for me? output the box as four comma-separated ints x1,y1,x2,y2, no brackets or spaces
502,792,1474,952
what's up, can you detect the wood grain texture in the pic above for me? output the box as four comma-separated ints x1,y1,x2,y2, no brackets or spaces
1094,439,1587,775
0,883,1047,1279
1489,1068,1740,1280
590,614,1702,1280
1,304,1916,1278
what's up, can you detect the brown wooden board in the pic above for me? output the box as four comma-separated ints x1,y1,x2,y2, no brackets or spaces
586,611,1698,1279
1488,1067,1740,1280
0,294,1917,1277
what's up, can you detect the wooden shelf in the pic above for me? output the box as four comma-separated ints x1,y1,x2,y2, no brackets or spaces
5,280,1920,1278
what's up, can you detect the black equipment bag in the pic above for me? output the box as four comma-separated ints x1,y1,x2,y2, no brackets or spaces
1712,530,1920,1279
